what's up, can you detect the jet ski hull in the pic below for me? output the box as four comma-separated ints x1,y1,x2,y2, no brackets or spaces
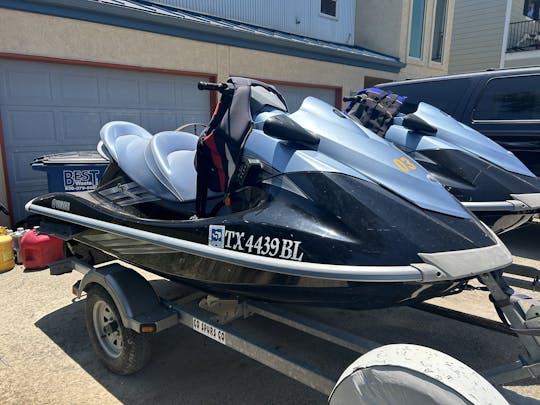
27,169,509,309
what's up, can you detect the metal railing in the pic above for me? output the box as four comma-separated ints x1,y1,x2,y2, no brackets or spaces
507,20,540,52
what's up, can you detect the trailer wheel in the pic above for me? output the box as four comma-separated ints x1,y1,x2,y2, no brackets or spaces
85,286,152,375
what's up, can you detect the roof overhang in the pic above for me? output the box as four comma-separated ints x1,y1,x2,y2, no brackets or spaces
0,0,404,73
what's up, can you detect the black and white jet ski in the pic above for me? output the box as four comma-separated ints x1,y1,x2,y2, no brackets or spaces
345,87,540,234
26,78,512,309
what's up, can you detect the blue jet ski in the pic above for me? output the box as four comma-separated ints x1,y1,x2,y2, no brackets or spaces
345,87,540,234
26,78,511,309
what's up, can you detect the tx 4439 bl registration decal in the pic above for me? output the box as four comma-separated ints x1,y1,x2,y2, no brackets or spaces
208,225,304,262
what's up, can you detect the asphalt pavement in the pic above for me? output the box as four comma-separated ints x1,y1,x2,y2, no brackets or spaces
0,223,539,404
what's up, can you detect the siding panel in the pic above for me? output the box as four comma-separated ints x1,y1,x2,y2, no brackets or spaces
449,0,507,73
148,0,356,45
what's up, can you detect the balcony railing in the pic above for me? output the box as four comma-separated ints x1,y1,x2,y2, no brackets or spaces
507,20,540,52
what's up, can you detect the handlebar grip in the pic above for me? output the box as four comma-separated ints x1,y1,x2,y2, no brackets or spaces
343,96,360,102
198,81,228,92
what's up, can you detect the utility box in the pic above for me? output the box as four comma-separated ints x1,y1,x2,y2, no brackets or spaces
31,151,109,192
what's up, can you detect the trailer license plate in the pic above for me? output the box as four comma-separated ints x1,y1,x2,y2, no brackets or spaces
192,317,226,345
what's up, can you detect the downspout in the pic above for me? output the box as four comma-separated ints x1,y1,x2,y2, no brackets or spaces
500,0,512,68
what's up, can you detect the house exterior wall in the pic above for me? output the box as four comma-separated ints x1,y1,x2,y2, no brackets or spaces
355,0,403,59
448,0,507,74
148,0,356,45
505,51,540,67
400,0,456,79
355,0,455,80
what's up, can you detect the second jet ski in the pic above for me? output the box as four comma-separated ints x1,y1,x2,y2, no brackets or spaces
345,87,540,234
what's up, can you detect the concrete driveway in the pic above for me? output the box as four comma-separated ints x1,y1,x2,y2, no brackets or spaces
1,223,540,404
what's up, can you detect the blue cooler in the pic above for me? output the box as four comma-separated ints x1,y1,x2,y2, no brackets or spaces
31,151,109,192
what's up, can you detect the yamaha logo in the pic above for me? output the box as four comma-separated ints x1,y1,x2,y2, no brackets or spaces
51,199,71,212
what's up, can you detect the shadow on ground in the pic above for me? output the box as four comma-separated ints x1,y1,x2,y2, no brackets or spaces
501,222,540,262
33,277,540,404
34,280,326,404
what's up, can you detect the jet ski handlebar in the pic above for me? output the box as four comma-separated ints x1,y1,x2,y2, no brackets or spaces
343,94,367,103
197,81,233,94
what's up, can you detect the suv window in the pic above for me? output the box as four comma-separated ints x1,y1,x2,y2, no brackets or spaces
473,75,540,121
380,78,470,115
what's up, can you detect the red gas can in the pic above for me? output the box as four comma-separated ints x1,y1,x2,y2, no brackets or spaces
21,228,64,270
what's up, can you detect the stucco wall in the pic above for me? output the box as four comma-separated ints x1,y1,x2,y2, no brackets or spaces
355,0,403,58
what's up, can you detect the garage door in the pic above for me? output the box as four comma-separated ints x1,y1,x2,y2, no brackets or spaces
275,84,337,112
0,59,211,222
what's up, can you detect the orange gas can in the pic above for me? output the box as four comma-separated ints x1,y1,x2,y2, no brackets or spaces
21,227,64,270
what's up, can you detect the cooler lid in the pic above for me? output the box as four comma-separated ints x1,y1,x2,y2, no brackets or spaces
32,151,109,165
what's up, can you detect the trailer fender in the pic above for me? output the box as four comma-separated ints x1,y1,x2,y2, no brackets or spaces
79,263,178,333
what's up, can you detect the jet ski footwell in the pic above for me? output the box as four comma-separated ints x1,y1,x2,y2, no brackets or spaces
51,256,540,401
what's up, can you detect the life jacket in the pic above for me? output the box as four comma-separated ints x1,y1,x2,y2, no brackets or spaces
344,87,406,137
195,77,287,217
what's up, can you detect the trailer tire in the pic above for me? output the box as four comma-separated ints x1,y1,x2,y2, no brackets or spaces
85,285,152,375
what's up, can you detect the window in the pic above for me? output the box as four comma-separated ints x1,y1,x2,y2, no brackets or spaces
321,0,337,17
409,0,426,58
431,0,447,62
523,0,540,20
473,76,540,121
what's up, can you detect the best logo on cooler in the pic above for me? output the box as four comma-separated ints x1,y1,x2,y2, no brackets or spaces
208,225,304,261
63,169,101,191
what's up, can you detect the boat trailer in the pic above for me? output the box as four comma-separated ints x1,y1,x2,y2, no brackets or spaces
50,257,540,403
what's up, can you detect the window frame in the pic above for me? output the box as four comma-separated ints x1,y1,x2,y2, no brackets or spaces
320,0,338,19
408,0,427,60
430,0,448,63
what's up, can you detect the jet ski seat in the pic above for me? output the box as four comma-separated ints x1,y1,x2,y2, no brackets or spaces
100,121,214,202
146,131,200,201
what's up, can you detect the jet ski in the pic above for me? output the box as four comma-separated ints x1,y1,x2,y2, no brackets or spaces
26,77,512,309
344,88,540,234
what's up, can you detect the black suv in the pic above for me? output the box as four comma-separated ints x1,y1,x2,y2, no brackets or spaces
377,67,540,175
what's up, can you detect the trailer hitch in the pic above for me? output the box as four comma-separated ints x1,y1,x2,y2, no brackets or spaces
480,271,540,384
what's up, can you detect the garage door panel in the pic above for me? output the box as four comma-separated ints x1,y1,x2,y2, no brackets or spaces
59,73,100,106
177,83,208,109
146,79,177,107
6,69,54,105
141,112,179,134
14,189,49,222
60,111,102,144
182,110,212,125
5,109,57,146
103,77,142,107
104,110,142,126
11,150,56,183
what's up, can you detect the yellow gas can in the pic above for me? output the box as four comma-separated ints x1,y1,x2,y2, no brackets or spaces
0,228,14,273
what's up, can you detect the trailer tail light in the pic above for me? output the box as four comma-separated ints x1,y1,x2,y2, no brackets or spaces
140,324,156,333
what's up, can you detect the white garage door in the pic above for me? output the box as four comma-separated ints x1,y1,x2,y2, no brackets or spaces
275,84,337,112
0,59,211,222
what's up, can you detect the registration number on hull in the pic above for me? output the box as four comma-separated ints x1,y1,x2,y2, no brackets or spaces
208,225,304,261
